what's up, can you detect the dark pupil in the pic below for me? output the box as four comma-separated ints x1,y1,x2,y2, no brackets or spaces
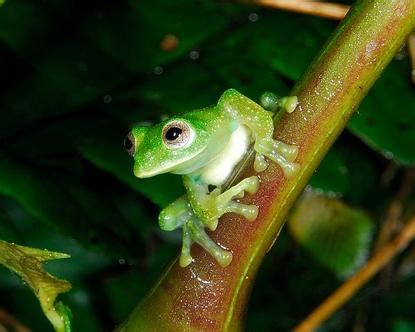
124,135,133,151
165,127,183,141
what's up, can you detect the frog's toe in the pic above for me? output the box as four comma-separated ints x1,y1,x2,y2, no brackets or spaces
180,254,193,268
273,141,298,162
227,201,258,221
244,176,260,194
188,218,233,267
205,218,219,232
275,157,300,178
260,93,298,114
280,96,298,113
179,225,194,267
260,91,281,112
256,140,299,177
214,250,233,268
254,153,269,172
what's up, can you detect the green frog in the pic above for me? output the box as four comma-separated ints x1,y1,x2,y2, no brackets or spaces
125,89,299,267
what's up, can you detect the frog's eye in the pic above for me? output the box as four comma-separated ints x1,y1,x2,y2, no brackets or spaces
124,132,136,156
162,120,194,149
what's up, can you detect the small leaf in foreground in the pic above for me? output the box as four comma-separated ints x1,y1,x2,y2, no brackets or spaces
0,240,71,331
288,191,374,278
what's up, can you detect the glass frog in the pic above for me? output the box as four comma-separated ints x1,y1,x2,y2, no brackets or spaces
125,89,299,267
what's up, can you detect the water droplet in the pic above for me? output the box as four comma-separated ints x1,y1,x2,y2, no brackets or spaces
103,94,112,103
189,50,200,60
78,62,88,72
384,151,394,160
153,66,164,75
248,13,259,22
395,52,406,60
118,258,126,265
339,165,348,174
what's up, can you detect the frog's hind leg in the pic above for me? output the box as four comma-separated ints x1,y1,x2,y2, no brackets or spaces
159,196,232,268
185,217,232,268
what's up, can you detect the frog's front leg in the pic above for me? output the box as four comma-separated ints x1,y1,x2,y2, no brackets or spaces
159,196,232,267
183,175,260,231
219,89,300,176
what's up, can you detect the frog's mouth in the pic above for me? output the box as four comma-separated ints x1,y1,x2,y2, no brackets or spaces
133,147,210,178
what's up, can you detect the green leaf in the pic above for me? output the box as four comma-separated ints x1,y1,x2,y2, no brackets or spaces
103,243,177,323
392,319,415,332
79,127,184,208
0,151,143,256
288,191,374,278
309,134,381,205
349,58,415,165
126,62,223,115
82,0,241,72
205,10,334,81
0,240,72,332
0,2,129,138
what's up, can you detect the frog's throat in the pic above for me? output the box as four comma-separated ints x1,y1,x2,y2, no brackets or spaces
198,125,250,186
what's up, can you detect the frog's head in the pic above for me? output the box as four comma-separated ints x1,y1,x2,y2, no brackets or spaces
125,116,212,178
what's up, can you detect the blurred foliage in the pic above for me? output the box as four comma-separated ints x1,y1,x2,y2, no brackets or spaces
0,0,414,331
288,191,374,279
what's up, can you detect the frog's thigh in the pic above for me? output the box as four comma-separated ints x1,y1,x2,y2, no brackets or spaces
159,196,191,231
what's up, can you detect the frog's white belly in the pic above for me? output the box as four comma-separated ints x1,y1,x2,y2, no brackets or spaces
200,125,250,186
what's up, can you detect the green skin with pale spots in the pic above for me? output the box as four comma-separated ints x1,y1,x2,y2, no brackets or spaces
127,89,299,267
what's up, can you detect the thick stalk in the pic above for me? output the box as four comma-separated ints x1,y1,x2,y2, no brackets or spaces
121,1,415,331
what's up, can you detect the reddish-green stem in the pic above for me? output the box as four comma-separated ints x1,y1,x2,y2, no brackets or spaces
121,1,415,331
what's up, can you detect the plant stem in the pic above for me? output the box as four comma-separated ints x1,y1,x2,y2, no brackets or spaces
121,1,415,331
294,217,415,332
0,308,30,332
251,0,349,20
409,31,415,83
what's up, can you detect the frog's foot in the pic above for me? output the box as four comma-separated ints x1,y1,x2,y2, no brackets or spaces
159,197,232,268
180,217,233,268
202,176,259,230
261,92,298,114
254,140,299,177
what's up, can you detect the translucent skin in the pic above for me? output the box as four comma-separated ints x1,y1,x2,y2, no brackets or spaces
129,89,299,267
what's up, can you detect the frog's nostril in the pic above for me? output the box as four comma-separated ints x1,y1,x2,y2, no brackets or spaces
124,132,135,156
